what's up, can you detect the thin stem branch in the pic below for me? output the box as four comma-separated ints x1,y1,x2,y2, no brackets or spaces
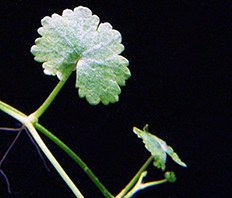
0,127,23,194
24,127,50,172
35,123,114,198
141,178,167,188
0,169,11,193
0,127,22,131
116,156,154,198
0,127,23,165
124,171,167,198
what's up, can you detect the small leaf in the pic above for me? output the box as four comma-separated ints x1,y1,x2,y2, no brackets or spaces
164,171,177,183
133,125,187,170
31,6,130,105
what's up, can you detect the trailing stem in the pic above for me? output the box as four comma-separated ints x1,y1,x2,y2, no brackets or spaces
0,100,84,198
35,123,114,198
0,79,157,198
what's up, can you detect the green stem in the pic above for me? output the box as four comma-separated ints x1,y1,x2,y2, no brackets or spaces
1,76,113,197
25,122,84,198
124,171,167,198
116,156,154,198
31,77,69,119
0,101,84,198
141,179,167,188
0,100,26,122
35,123,114,198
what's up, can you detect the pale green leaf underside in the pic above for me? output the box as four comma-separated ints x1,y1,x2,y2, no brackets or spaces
133,125,187,170
31,6,130,105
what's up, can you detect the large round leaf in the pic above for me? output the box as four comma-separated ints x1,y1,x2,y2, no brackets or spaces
31,6,130,105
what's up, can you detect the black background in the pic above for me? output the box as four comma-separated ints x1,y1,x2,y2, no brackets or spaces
0,0,231,198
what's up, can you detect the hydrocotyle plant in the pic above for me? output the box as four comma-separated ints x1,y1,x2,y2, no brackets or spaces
0,6,187,197
32,6,131,105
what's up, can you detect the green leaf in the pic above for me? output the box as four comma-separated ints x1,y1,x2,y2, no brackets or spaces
133,125,187,171
31,6,130,105
164,171,177,183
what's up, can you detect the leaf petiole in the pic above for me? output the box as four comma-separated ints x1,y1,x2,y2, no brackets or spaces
116,156,153,198
31,74,71,119
124,171,167,198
